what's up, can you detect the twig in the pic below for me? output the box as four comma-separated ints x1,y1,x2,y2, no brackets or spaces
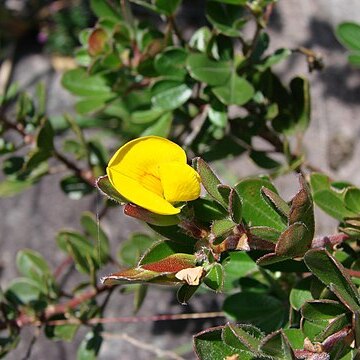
38,311,225,326
103,332,186,360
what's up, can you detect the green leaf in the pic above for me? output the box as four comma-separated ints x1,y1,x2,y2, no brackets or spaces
223,252,257,292
204,263,224,292
256,48,292,71
301,300,347,322
0,179,33,197
148,224,197,245
261,187,290,219
336,22,360,51
212,72,254,106
222,323,263,354
229,188,242,223
191,198,228,222
193,327,242,360
344,187,360,213
118,233,155,266
304,249,360,311
235,177,287,231
140,112,173,137
96,175,126,204
77,329,103,360
130,108,165,124
37,119,54,152
310,173,356,220
210,0,247,4
139,240,194,265
249,226,281,243
206,2,245,37
45,322,79,341
16,249,53,286
154,0,181,15
62,68,112,97
81,212,110,264
60,175,93,200
189,27,212,53
90,0,121,21
289,276,313,311
151,81,192,111
177,283,200,304
223,292,286,332
154,47,187,79
260,330,296,359
194,158,228,208
75,94,115,114
211,219,235,237
187,54,231,86
250,150,281,169
348,53,360,66
5,278,43,304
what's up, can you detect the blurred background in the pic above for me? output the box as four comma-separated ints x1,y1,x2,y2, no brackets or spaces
1,0,360,358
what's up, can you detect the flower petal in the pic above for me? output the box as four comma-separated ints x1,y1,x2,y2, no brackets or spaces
106,170,180,215
107,136,186,184
159,162,201,203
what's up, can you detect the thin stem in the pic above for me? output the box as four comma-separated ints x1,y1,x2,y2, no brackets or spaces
103,332,185,360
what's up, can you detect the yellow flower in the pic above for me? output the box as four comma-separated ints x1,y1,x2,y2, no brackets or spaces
106,136,201,215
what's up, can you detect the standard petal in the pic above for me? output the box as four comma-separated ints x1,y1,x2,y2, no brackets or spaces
106,169,180,215
107,136,186,183
159,162,201,203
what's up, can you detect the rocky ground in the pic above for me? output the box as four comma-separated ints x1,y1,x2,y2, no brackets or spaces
1,1,360,359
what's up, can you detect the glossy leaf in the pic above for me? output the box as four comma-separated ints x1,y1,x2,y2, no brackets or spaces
336,22,360,51
151,81,192,111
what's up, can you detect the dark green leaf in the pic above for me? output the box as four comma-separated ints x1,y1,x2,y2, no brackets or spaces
77,329,103,360
304,249,360,311
45,321,79,341
154,47,187,79
154,0,181,15
206,2,245,37
249,226,281,243
223,292,286,332
96,175,126,204
229,188,242,223
191,198,228,221
193,327,241,360
90,0,121,21
301,300,347,321
204,263,224,292
194,158,227,208
60,175,93,199
261,187,290,219
260,330,296,359
211,219,235,237
177,283,200,304
5,278,43,304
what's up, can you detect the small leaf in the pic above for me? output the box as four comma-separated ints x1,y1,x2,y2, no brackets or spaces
229,188,242,223
96,175,126,204
249,226,281,243
45,322,79,341
90,0,121,21
304,249,360,311
261,187,290,219
194,158,227,208
5,278,43,304
177,283,200,304
211,219,235,237
289,276,313,311
154,0,181,15
77,329,103,360
344,187,360,213
124,203,180,226
193,326,241,360
60,175,93,199
235,177,287,231
260,330,296,359
140,112,172,137
336,22,360,51
203,263,224,291
301,300,347,322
